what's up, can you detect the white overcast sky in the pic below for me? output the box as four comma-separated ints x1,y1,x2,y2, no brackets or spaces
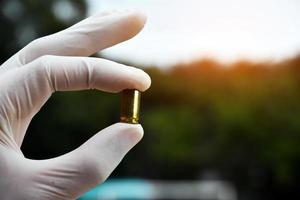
87,0,300,68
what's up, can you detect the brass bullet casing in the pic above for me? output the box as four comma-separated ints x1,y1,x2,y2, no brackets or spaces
120,89,141,124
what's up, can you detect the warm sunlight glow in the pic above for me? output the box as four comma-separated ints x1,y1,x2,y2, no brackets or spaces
87,0,300,68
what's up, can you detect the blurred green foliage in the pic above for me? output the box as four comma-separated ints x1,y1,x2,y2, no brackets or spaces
22,56,300,199
142,58,300,184
0,0,86,63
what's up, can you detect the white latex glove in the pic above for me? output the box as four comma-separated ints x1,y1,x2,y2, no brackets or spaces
0,10,151,200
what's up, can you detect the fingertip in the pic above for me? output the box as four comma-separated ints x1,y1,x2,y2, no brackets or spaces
93,9,147,29
113,122,144,144
140,69,151,91
122,9,147,38
129,9,147,28
114,64,151,92
127,67,151,92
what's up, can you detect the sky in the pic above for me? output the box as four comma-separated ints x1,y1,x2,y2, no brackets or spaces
87,0,300,68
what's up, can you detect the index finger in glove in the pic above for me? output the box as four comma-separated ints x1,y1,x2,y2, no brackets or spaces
1,10,146,72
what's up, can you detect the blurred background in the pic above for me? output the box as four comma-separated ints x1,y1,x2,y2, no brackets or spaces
1,0,300,199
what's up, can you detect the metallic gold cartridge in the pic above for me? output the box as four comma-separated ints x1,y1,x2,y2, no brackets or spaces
120,89,141,124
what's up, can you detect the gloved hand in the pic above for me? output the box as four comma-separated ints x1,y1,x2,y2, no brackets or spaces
0,10,151,200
